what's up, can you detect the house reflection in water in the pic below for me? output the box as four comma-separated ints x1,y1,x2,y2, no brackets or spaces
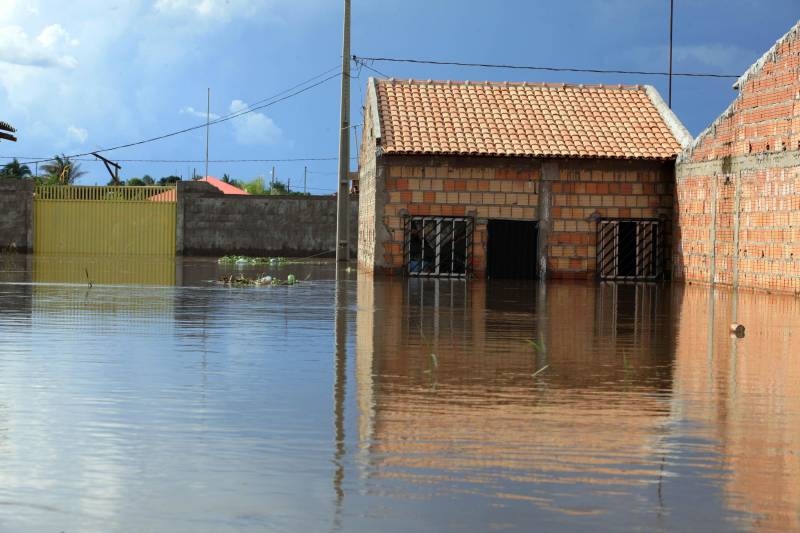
355,274,800,529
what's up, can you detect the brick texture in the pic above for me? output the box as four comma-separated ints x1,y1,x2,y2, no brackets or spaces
358,156,673,277
675,21,800,293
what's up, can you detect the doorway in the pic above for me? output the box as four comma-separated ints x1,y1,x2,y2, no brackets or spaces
486,220,538,279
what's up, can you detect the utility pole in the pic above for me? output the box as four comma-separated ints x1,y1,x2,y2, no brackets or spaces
304,166,308,194
205,88,211,179
335,0,351,262
668,0,674,108
288,178,291,193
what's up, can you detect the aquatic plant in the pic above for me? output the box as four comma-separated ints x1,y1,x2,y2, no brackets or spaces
217,273,299,287
525,333,546,354
217,256,285,265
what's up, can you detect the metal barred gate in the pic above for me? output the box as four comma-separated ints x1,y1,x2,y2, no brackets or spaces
34,186,177,256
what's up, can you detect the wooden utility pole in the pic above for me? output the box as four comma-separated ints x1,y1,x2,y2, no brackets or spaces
335,0,351,262
668,0,674,108
304,166,308,194
205,88,211,179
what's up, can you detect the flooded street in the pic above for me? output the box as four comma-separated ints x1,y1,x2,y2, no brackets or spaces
0,256,798,532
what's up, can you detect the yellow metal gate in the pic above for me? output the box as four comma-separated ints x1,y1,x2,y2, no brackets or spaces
34,186,177,255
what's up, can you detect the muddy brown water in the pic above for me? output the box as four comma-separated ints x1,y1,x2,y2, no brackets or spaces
0,255,798,532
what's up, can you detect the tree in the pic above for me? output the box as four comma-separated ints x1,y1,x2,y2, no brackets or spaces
240,177,305,196
40,154,86,185
0,159,32,180
127,177,145,186
158,175,181,186
221,173,243,188
142,175,154,185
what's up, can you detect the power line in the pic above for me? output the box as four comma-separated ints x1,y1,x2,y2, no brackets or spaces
19,67,342,165
0,156,356,163
358,61,390,78
352,55,741,79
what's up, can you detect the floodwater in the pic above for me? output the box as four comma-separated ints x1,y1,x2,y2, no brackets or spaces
0,254,798,532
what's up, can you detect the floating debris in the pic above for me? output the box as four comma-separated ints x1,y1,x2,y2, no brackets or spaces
218,256,285,266
730,323,746,338
217,255,329,266
217,273,299,287
531,364,549,378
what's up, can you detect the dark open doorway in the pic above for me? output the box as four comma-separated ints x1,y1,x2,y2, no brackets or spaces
486,220,538,279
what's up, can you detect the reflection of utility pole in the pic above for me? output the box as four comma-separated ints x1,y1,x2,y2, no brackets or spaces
335,0,351,262
535,281,549,373
332,268,348,529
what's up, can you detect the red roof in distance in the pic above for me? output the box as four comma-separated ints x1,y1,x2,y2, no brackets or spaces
201,176,249,195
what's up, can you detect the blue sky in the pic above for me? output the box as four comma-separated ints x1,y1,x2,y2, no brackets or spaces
0,0,798,191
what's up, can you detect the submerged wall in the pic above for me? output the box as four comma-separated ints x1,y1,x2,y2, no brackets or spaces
358,154,674,278
0,179,33,252
177,181,359,257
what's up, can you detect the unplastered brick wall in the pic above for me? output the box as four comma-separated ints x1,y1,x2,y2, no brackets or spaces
549,163,673,277
379,159,540,275
360,155,673,277
675,21,800,293
357,99,380,273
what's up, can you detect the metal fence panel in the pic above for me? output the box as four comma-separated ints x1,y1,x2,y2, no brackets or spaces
34,186,177,256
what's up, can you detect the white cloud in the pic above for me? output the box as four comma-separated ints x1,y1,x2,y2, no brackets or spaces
0,24,78,68
624,43,755,74
153,0,272,21
67,125,88,144
180,106,220,120
673,44,753,71
37,24,79,48
0,0,39,23
228,99,282,145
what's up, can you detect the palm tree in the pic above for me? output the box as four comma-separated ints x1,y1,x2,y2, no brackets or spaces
0,159,32,180
40,154,86,185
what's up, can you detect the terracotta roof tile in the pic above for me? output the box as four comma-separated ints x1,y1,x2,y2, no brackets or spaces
373,80,682,160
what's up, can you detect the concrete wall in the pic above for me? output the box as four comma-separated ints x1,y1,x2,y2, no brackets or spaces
177,180,358,258
675,22,800,293
357,153,673,278
0,179,33,252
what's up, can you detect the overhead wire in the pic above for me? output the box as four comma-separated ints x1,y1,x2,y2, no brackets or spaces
352,55,741,79
18,66,343,165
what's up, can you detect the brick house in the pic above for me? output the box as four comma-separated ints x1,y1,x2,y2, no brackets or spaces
675,20,800,293
358,78,691,279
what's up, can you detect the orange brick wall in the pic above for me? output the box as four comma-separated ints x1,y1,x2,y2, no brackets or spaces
549,164,672,277
358,154,673,277
675,23,800,293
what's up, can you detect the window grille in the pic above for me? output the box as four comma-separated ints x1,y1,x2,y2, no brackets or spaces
404,216,473,277
597,219,664,281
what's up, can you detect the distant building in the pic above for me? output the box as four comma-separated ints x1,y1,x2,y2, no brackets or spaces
0,121,16,143
149,176,248,202
675,20,800,293
357,78,690,279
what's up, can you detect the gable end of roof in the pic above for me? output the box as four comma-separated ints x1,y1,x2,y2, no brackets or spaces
733,19,800,90
366,77,382,144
